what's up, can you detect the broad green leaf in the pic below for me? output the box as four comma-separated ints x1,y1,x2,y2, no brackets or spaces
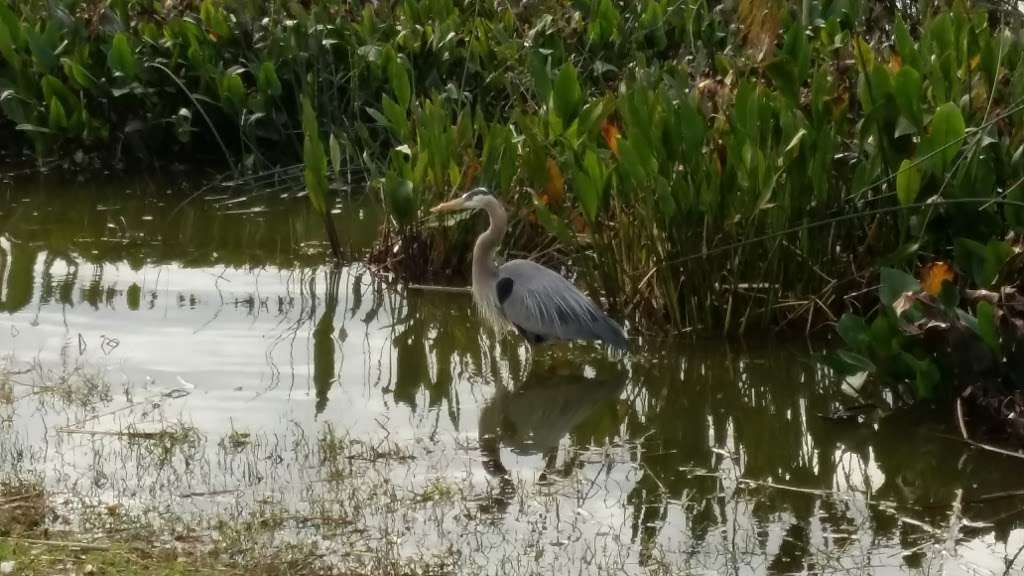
0,2,21,50
955,238,1012,287
976,300,1000,356
107,33,137,78
61,58,97,89
383,172,415,227
575,149,605,222
381,95,408,138
25,27,56,71
301,95,329,216
902,353,941,400
895,159,922,206
15,123,53,134
329,133,342,178
200,0,230,38
41,75,76,111
387,56,411,109
836,350,876,373
481,124,516,193
587,0,620,46
553,62,582,122
47,97,66,131
927,102,965,173
1,90,33,124
219,73,245,114
0,16,18,66
879,267,921,307
257,61,281,97
528,51,551,105
894,17,918,68
892,67,923,127
533,199,574,245
837,313,870,349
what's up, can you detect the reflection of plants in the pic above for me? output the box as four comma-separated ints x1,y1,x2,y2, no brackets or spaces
2,1,1024,335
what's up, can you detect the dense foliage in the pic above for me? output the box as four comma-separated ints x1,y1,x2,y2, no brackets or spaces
0,0,1022,338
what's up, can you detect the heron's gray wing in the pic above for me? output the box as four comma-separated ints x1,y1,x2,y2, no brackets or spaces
496,259,627,350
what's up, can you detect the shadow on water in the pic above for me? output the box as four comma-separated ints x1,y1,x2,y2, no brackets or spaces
2,177,1024,573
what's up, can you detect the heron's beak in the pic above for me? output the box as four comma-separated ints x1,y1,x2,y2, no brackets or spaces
429,198,465,213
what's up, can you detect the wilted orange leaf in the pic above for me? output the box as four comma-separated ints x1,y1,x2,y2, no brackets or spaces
571,213,589,233
544,158,564,205
461,158,480,190
600,120,621,157
889,53,902,71
920,261,955,295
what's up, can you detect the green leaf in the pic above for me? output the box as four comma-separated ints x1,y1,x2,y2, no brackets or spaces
895,158,922,206
836,350,876,373
532,199,574,245
61,58,97,89
528,51,551,105
301,95,329,216
976,300,1001,356
837,313,870,349
587,0,620,46
257,61,281,97
387,56,411,109
200,0,230,38
383,172,415,227
938,280,960,311
25,27,56,71
926,102,965,174
219,73,245,114
902,353,941,400
892,66,923,127
575,149,605,222
41,75,76,111
955,238,1012,287
553,62,582,122
894,17,918,69
107,33,137,79
0,15,19,66
879,267,921,307
329,133,343,178
381,95,408,139
47,97,67,131
15,123,53,134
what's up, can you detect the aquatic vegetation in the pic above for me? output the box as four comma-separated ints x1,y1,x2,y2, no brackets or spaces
831,241,1024,442
0,0,1023,335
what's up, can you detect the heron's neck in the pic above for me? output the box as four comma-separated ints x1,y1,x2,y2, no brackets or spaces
472,198,506,287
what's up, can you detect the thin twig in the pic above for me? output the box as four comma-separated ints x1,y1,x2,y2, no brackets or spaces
736,478,843,497
406,284,472,295
938,433,1024,461
957,397,970,440
0,537,111,551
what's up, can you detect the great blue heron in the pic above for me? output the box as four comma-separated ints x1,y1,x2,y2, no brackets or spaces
430,187,627,351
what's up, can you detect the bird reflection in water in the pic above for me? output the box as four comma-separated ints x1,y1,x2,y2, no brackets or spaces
477,358,627,514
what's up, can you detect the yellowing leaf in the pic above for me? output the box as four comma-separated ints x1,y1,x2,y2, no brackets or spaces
601,120,620,156
461,158,481,191
919,261,955,296
544,158,564,205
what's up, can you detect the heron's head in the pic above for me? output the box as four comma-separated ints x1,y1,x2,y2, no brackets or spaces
429,187,493,213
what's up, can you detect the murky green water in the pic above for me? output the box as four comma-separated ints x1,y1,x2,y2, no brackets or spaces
2,177,1023,574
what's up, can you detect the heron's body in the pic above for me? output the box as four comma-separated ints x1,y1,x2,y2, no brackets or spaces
432,188,627,351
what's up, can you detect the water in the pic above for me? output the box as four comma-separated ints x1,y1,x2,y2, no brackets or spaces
1,176,1023,574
